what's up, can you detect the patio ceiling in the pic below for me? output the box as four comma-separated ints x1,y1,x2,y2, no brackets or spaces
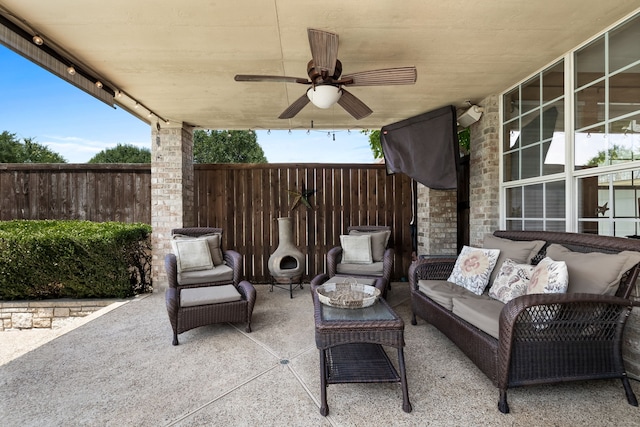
1,1,639,131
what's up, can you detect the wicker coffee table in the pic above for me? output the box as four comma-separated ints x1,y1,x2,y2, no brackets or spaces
312,282,412,416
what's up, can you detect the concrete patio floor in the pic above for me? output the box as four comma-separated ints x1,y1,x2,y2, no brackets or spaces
1,283,639,426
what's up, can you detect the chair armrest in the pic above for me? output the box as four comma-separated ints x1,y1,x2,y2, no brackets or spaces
408,256,457,289
497,292,636,389
164,253,179,289
237,280,257,314
223,250,243,285
381,247,395,282
326,246,343,277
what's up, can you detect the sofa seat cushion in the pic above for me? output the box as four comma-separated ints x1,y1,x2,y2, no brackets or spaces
177,264,234,285
180,284,242,308
418,279,493,311
452,297,505,339
336,261,384,276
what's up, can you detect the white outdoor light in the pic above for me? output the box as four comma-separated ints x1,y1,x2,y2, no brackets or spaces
306,85,342,109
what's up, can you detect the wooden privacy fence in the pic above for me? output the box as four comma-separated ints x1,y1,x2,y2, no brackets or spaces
0,163,414,282
195,163,414,282
0,164,151,223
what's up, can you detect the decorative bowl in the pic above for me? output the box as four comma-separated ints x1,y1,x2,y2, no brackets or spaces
316,279,381,309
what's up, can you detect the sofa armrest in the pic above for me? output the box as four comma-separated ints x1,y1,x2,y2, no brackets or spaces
326,246,343,277
408,256,457,290
497,292,635,390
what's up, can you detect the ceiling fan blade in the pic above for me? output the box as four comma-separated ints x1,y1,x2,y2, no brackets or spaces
341,67,417,86
337,89,373,120
278,93,311,119
307,28,339,77
235,75,309,84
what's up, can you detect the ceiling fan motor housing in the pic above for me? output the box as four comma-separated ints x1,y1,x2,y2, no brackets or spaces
307,59,342,83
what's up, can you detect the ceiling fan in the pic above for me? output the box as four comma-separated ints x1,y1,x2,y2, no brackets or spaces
234,28,417,120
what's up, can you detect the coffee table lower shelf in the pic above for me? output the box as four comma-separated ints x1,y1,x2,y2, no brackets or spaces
325,343,400,384
320,342,412,415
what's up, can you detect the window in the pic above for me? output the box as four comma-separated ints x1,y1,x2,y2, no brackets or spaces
502,12,640,235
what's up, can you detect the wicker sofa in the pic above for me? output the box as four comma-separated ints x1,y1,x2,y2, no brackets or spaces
409,230,640,413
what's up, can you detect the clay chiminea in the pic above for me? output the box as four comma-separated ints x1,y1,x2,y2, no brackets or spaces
268,217,305,297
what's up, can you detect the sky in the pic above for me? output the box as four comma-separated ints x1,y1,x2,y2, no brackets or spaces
0,45,375,164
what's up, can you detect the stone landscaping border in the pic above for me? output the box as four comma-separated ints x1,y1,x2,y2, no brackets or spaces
0,299,120,331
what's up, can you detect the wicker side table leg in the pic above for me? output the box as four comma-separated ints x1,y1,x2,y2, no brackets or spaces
319,349,329,416
397,347,412,413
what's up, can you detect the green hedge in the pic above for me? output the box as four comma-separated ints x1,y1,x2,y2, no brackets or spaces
0,220,152,300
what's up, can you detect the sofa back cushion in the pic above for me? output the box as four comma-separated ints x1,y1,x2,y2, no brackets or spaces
546,244,640,295
483,234,546,285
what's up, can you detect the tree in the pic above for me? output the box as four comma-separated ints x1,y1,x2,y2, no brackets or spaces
363,127,471,160
88,143,151,163
0,131,66,163
193,130,267,163
361,130,383,159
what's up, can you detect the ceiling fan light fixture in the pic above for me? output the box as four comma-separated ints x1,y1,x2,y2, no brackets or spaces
306,85,342,109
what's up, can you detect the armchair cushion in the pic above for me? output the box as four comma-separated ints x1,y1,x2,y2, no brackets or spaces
171,239,213,272
177,264,234,285
180,284,242,308
349,229,391,262
339,235,373,264
336,261,384,277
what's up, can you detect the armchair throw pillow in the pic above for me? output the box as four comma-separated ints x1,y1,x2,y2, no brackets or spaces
349,229,391,262
340,234,373,264
171,239,213,273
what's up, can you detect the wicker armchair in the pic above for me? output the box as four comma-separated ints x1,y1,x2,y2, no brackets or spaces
327,225,394,284
164,227,256,345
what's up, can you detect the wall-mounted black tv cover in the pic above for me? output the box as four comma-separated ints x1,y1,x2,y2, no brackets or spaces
380,105,459,189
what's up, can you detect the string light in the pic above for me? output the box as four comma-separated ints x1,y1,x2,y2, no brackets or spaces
32,34,43,45
67,65,76,75
95,81,103,88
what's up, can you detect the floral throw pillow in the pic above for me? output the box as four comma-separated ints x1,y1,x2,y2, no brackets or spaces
447,246,500,295
526,257,569,295
526,257,569,328
489,259,534,304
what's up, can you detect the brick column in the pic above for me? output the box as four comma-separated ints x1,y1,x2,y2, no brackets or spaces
416,184,457,256
150,123,194,289
469,94,500,247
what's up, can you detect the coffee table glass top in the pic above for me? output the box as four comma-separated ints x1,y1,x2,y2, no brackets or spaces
320,299,396,321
